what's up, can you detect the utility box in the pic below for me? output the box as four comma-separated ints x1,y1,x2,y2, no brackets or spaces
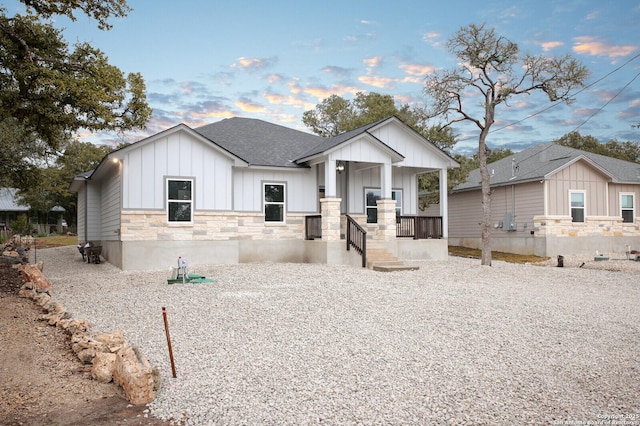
504,212,517,231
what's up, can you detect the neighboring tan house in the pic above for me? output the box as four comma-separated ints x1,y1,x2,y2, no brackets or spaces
70,116,459,271
448,143,640,257
0,187,65,234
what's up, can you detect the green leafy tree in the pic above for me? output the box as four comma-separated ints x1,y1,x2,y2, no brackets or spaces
0,119,50,188
424,23,589,265
603,139,640,163
420,147,513,208
17,140,113,229
303,92,457,152
15,167,63,233
303,91,457,150
554,131,640,163
0,0,151,185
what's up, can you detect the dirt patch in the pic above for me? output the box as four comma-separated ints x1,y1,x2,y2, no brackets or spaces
0,263,170,425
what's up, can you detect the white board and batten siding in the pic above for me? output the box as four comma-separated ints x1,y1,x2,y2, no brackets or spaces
331,135,393,164
233,167,318,213
368,122,452,169
122,131,235,211
100,166,122,241
346,166,419,215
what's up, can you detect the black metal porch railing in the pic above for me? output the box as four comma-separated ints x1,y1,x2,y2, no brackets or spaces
305,214,322,240
346,214,367,268
396,216,443,239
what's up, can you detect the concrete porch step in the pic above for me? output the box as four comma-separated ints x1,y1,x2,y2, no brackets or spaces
366,242,419,272
372,262,420,272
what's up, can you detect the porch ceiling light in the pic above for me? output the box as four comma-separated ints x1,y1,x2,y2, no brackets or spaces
336,160,345,173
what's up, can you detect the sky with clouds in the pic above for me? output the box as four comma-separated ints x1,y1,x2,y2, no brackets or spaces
26,0,640,154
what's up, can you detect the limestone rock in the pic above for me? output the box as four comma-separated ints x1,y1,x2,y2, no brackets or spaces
113,345,161,405
18,286,36,299
39,310,72,326
76,348,96,364
94,330,125,352
71,329,124,364
19,264,52,294
91,352,117,383
33,292,52,307
57,318,91,334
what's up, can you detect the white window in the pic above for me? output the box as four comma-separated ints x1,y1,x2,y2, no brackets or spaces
621,193,635,223
569,190,585,223
264,183,286,223
167,179,193,223
365,188,402,223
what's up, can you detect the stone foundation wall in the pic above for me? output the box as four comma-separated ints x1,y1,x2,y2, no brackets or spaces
533,215,640,238
120,210,307,242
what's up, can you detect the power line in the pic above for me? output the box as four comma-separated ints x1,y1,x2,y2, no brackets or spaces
572,69,640,132
455,51,640,141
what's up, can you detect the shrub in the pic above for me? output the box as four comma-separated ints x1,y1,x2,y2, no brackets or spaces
9,215,31,236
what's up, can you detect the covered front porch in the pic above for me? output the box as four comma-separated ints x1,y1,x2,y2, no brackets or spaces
300,154,451,268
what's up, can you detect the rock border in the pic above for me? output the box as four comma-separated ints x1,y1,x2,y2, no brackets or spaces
17,262,161,405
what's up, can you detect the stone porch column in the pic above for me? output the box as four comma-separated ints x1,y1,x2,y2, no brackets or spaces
320,198,342,241
376,199,397,240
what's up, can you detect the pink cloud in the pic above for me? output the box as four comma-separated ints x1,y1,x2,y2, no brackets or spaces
358,75,395,89
540,41,564,51
573,36,638,58
363,56,383,69
400,63,436,77
236,99,265,113
232,56,277,70
304,84,360,100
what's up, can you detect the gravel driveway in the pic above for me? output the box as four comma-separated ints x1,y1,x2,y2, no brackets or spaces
35,246,640,425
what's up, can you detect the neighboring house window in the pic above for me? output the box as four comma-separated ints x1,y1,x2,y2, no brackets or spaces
570,190,585,223
365,188,402,223
621,193,634,223
167,179,193,223
264,183,286,223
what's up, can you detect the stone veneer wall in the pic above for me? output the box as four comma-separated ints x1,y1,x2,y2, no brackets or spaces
533,215,640,238
120,210,307,242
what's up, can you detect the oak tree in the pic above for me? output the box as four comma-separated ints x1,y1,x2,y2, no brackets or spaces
554,131,640,163
0,0,151,185
424,23,589,265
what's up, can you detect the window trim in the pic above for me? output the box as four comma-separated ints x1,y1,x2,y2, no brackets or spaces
263,182,286,224
569,190,586,223
620,192,635,223
166,178,194,224
364,187,402,223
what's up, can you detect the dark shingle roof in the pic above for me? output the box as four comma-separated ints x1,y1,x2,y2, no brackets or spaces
195,117,323,168
455,143,640,191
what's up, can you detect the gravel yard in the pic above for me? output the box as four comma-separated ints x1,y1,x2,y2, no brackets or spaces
36,246,640,425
